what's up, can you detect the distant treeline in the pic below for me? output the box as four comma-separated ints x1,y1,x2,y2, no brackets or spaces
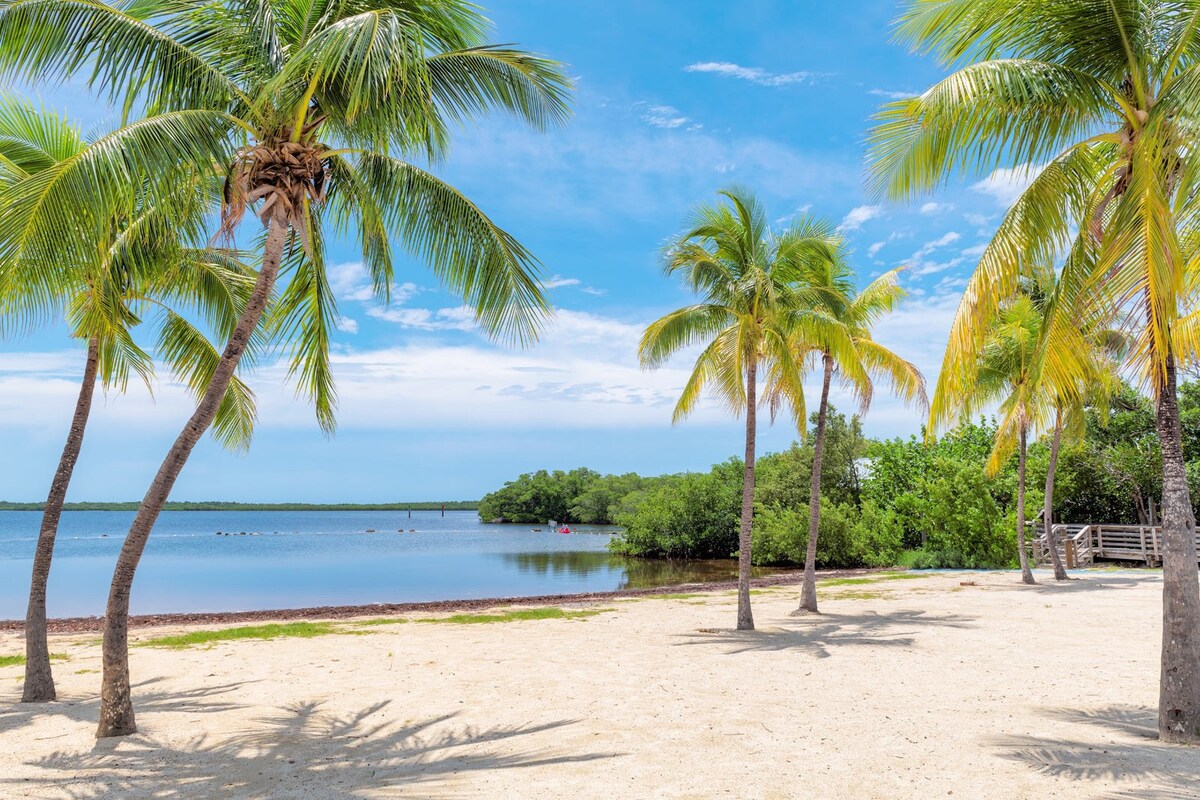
0,500,479,512
480,382,1200,570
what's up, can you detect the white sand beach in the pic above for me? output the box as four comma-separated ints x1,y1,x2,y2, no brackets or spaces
1,570,1194,799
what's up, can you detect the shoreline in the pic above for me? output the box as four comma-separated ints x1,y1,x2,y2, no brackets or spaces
0,566,887,633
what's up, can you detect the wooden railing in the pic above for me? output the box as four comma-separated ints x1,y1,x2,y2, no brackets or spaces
1034,523,1200,567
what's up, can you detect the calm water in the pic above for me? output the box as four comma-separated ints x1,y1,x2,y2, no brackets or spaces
0,511,760,618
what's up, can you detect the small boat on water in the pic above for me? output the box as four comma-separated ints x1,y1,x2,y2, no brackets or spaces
558,526,571,534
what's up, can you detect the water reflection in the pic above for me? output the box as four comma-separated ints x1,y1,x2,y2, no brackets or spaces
497,551,782,590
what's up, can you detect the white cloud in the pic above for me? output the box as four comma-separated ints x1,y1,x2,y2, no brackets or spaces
637,103,691,129
541,275,582,289
869,88,916,100
684,62,816,87
914,231,961,257
328,261,421,306
838,205,883,231
920,202,952,215
365,305,479,333
335,317,359,334
580,286,608,296
906,231,964,276
961,242,988,258
972,164,1045,206
867,241,886,258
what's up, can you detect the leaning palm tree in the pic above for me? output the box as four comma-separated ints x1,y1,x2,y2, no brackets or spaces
0,96,260,704
781,252,926,614
869,0,1200,742
640,188,837,631
0,0,570,737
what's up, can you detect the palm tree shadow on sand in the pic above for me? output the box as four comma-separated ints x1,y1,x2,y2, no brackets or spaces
673,609,976,657
0,676,249,736
4,695,619,799
990,704,1198,795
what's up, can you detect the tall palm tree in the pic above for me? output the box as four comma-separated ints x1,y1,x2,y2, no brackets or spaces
0,0,571,737
0,96,260,704
783,253,926,614
869,0,1200,742
640,188,837,631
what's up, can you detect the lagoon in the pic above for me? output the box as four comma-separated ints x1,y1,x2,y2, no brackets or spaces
0,510,760,618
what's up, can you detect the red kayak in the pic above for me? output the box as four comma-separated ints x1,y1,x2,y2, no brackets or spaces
558,526,571,534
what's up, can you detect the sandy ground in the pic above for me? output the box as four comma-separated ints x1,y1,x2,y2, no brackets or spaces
0,569,1196,799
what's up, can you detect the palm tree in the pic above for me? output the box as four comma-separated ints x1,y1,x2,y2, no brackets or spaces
0,0,571,737
0,97,260,703
970,291,1050,584
869,0,1200,742
1039,292,1128,582
640,188,838,630
783,253,926,614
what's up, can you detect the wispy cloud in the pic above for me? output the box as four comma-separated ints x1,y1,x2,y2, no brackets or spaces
906,232,964,276
541,275,582,289
868,88,916,100
972,164,1044,206
636,103,694,129
684,62,816,87
839,205,883,231
920,201,952,215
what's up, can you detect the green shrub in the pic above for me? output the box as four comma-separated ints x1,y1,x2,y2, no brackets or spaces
918,462,1016,569
752,499,902,569
610,462,742,558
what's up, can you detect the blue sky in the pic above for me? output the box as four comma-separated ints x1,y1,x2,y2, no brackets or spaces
0,1,1037,502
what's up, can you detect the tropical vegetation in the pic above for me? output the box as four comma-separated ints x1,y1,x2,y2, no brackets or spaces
870,0,1200,742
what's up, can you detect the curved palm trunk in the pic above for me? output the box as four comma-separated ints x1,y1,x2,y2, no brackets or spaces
736,359,757,631
22,337,100,703
1017,425,1035,585
1154,354,1200,744
1043,410,1068,581
96,212,287,738
798,354,833,614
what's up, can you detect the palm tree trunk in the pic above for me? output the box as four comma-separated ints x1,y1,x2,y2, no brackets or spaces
798,354,833,614
96,211,288,738
22,336,99,703
736,358,757,631
1017,424,1035,585
1044,410,1068,581
1154,353,1200,744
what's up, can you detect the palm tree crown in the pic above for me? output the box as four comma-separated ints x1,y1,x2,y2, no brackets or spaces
0,0,573,428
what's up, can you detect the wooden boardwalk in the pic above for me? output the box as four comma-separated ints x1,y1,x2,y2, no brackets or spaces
1036,523,1200,567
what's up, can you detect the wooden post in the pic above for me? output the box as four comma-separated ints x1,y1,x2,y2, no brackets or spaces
1064,538,1077,570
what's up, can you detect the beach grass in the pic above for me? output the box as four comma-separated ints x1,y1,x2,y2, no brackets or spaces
824,589,890,601
352,617,410,627
818,572,927,587
138,622,336,649
417,607,608,625
0,653,68,668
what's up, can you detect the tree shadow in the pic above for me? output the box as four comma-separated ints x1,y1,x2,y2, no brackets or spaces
989,572,1159,594
0,676,250,735
673,609,976,657
4,700,619,799
990,704,1198,794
